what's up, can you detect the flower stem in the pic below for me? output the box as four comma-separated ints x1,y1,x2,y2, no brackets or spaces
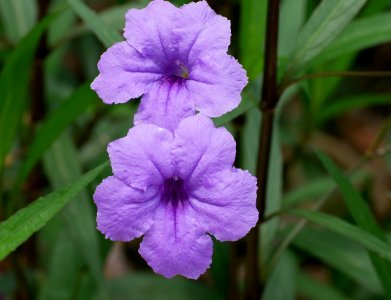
245,0,280,299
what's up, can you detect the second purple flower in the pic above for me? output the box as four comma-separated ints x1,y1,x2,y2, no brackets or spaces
94,116,258,279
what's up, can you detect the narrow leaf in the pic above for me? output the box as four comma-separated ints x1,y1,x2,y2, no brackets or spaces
291,209,391,264
288,0,367,72
316,150,391,297
240,107,283,263
107,273,222,300
0,0,37,43
18,84,100,183
0,162,107,261
0,15,54,172
314,13,391,64
293,226,381,292
317,94,391,124
43,133,105,292
263,251,297,300
66,0,122,48
38,231,83,300
239,0,267,80
278,0,306,57
283,172,366,208
214,93,256,127
297,272,350,300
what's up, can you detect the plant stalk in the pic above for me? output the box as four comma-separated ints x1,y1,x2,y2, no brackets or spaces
244,0,280,299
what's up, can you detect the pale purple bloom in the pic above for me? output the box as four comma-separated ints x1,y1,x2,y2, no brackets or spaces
91,0,248,131
94,115,258,279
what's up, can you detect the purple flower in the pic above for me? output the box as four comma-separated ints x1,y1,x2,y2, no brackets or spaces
91,0,248,131
94,115,258,279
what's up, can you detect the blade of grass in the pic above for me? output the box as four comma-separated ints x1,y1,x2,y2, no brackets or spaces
287,0,367,74
66,0,122,47
106,273,222,300
0,15,54,173
17,83,101,184
0,0,37,43
317,94,391,124
291,209,391,264
316,150,391,298
0,162,107,261
262,251,297,300
297,269,354,300
293,227,381,293
239,0,267,80
43,133,105,295
313,13,391,65
38,231,83,300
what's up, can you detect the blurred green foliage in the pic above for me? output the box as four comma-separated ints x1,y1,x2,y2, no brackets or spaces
0,0,390,299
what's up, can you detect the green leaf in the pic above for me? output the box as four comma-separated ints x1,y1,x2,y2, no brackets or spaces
0,0,37,43
210,241,229,298
262,251,297,300
293,227,381,293
48,8,77,46
297,271,350,300
0,15,54,172
291,209,391,265
316,151,385,236
38,231,83,300
239,0,267,80
18,84,100,183
317,94,391,124
98,1,149,31
43,133,105,293
360,0,390,17
66,0,122,48
316,150,391,297
283,172,366,208
0,162,107,261
314,13,391,65
308,55,356,112
53,1,148,45
283,177,335,208
106,273,223,300
213,92,256,127
288,0,367,73
240,107,282,263
278,0,306,58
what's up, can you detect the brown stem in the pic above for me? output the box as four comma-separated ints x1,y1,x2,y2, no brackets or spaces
244,0,280,299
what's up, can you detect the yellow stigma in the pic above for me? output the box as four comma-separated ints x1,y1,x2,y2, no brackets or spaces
175,60,190,79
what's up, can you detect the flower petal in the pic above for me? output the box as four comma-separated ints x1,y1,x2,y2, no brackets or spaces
91,41,164,104
172,115,235,185
187,53,248,117
190,168,258,241
178,1,231,64
94,176,160,241
124,0,179,62
124,0,230,66
108,124,174,191
134,80,195,132
139,203,213,279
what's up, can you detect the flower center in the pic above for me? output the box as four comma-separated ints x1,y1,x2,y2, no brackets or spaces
161,177,189,206
174,60,189,79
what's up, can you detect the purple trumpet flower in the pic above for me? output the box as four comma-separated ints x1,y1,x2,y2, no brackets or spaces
93,115,258,278
91,0,247,131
